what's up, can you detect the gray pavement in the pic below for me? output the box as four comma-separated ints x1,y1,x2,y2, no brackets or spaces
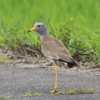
0,64,100,100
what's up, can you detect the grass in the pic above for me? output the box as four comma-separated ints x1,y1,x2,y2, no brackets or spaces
0,88,99,99
21,90,43,97
0,17,100,64
55,18,100,64
0,0,100,64
53,87,100,95
0,0,100,30
0,91,42,99
0,95,14,99
0,55,8,63
67,87,95,94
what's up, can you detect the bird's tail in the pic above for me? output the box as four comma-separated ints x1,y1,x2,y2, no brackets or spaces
67,61,77,68
59,59,77,68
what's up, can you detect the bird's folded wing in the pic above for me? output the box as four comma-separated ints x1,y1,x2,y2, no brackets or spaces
41,37,73,62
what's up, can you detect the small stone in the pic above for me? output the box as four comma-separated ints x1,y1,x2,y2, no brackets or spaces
22,74,25,76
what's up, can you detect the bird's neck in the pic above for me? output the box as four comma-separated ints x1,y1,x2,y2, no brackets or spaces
40,29,49,40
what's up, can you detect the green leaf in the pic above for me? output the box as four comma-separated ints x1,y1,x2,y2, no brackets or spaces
69,39,74,45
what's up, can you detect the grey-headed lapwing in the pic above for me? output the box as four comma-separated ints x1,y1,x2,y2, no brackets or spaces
27,22,77,93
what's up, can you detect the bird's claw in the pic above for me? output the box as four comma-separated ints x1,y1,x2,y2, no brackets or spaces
50,87,60,93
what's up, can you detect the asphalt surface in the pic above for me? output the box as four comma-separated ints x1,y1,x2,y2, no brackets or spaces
0,64,100,100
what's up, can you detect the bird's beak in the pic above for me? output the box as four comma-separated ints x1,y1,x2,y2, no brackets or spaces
27,26,36,33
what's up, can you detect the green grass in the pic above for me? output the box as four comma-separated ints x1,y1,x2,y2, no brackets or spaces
0,0,100,30
0,55,8,63
0,17,100,63
0,91,42,99
0,88,99,99
0,0,100,64
21,90,43,97
53,87,100,95
67,87,99,94
0,95,14,99
55,19,100,63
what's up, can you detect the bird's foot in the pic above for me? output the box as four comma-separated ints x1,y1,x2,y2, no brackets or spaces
50,87,60,93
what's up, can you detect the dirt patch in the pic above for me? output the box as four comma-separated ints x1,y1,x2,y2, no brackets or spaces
0,47,100,75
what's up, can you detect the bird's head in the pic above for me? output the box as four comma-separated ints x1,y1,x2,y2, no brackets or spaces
27,22,48,37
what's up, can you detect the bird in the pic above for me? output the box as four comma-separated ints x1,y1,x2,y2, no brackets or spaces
27,22,77,93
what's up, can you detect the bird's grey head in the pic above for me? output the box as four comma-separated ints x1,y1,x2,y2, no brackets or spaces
27,22,49,37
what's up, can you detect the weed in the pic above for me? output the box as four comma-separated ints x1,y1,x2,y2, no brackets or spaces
67,88,78,94
0,0,100,64
34,92,43,96
36,54,40,59
0,91,42,99
89,87,94,93
52,87,98,95
0,96,2,99
96,90,99,93
0,94,14,99
21,90,33,97
59,90,66,95
67,87,96,94
21,90,43,97
0,55,7,63
55,19,100,63
54,92,59,95
1,0,100,30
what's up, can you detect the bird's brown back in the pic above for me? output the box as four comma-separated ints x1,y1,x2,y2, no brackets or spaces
41,34,74,63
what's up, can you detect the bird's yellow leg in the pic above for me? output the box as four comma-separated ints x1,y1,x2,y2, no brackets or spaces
50,61,59,93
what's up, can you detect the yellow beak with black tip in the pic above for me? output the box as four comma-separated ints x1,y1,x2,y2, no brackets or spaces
27,26,36,32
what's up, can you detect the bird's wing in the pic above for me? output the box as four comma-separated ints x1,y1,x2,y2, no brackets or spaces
41,35,73,62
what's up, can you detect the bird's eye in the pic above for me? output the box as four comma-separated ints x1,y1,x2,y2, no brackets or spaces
37,25,41,28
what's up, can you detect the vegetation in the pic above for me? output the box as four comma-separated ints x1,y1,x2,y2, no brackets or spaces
21,91,43,97
0,55,8,63
0,0,100,30
67,87,95,94
0,88,99,99
54,87,100,95
0,0,100,64
0,95,14,99
0,91,42,99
